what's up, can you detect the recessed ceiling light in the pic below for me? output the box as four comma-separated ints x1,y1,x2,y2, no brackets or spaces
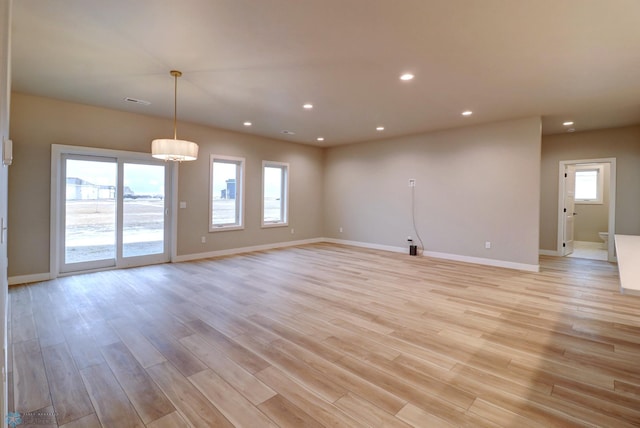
400,73,414,81
316,137,325,142
563,121,574,126
376,126,385,131
281,130,295,135
243,121,252,127
462,111,473,116
303,103,313,109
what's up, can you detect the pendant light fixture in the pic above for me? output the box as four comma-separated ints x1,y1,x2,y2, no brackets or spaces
151,70,199,161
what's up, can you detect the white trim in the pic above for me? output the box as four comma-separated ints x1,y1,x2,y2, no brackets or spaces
173,238,324,263
422,250,540,272
539,249,559,256
609,163,617,263
2,3,13,421
170,163,179,262
261,160,289,228
8,273,51,286
323,238,406,254
325,238,538,271
557,158,617,263
210,154,246,231
50,146,62,278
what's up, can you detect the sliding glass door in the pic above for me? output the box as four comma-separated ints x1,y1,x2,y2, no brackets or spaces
122,162,167,260
63,156,117,271
59,151,170,274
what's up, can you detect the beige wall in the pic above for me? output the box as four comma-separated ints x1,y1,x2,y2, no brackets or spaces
8,92,324,277
324,117,542,267
540,126,640,251
574,163,609,242
19,90,640,274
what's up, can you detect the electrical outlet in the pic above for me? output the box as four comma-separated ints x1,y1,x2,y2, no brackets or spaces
201,236,206,243
339,227,343,233
408,179,416,187
291,228,295,234
485,241,491,249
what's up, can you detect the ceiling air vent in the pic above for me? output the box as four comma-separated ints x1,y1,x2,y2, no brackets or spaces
281,130,295,135
124,97,151,106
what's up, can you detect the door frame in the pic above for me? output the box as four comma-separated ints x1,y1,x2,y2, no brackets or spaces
0,0,10,423
561,164,576,256
557,157,616,262
51,144,178,278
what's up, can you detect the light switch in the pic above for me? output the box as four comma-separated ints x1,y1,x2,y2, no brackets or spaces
179,201,187,209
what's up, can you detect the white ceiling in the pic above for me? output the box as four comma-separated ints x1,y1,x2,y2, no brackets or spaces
11,0,640,146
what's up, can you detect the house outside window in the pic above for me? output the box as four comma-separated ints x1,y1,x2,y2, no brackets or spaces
210,155,245,231
575,164,603,204
262,161,289,227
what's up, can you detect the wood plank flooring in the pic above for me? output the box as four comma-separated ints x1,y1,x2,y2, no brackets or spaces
8,243,640,427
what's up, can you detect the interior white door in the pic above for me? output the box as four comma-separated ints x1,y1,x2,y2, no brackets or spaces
563,164,576,256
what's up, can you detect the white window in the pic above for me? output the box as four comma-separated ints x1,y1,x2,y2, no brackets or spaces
575,164,603,204
210,155,245,231
262,161,289,227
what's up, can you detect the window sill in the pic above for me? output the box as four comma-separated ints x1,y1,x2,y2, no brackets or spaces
209,225,244,233
261,222,288,229
575,200,603,205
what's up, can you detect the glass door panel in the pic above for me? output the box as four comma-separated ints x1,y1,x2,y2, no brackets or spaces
122,163,166,259
59,151,170,275
63,157,117,269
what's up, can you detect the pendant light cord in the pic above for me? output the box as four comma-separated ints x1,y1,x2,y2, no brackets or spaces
173,72,178,140
170,70,183,140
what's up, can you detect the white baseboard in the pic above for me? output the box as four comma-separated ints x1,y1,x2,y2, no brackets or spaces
539,249,559,256
324,238,539,272
9,237,541,284
422,250,540,272
173,238,325,263
323,238,406,254
8,272,52,286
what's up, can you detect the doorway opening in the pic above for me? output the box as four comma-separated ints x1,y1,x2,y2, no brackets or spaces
557,158,616,262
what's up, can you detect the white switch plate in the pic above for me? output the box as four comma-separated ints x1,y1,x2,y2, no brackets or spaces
485,241,491,249
179,201,187,209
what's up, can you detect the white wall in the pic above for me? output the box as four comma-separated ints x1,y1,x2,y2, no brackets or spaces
324,117,542,270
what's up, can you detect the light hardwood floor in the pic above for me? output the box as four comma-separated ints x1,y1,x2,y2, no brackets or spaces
8,243,640,427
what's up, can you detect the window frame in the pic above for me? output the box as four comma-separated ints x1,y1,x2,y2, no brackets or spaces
261,160,289,228
210,154,245,232
574,164,604,205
